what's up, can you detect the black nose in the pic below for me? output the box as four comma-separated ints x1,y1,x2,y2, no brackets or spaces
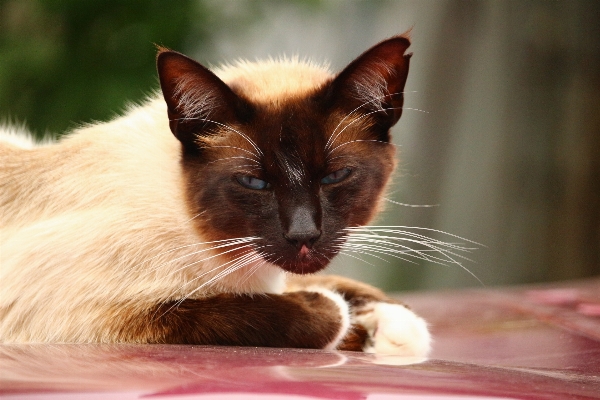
284,206,321,250
284,230,321,250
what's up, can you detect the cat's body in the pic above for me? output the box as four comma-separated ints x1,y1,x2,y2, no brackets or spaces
0,36,430,356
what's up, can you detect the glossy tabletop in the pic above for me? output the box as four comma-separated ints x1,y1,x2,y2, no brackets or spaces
1,278,599,400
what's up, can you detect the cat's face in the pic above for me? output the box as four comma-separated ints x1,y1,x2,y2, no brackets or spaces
157,36,411,274
177,98,396,275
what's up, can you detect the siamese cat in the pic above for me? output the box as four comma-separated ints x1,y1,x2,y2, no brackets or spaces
0,35,431,356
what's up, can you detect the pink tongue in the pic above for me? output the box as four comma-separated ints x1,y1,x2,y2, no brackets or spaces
299,245,310,257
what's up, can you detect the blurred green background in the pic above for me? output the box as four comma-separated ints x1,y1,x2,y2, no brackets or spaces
1,0,598,291
0,0,206,135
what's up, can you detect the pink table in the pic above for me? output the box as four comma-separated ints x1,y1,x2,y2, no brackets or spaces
2,279,599,399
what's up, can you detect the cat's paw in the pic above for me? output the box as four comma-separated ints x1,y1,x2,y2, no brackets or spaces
304,287,351,350
354,302,431,357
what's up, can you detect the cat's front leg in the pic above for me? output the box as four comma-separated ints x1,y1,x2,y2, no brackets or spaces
119,291,351,350
286,275,431,356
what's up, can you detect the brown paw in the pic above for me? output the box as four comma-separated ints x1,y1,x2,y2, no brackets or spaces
295,288,350,350
337,324,369,351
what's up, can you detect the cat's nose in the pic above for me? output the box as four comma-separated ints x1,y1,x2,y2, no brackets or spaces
284,229,322,250
283,206,321,250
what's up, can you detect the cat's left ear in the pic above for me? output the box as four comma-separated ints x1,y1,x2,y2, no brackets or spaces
156,48,249,153
326,35,412,134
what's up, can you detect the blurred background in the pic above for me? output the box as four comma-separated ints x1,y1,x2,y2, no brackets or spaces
1,0,598,291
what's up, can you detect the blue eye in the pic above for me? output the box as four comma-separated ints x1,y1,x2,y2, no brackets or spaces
321,168,352,184
236,175,270,190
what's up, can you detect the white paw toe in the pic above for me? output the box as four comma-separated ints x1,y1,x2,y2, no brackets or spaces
355,302,431,357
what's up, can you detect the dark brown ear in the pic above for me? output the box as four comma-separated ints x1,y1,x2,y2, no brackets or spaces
327,35,412,137
156,49,249,152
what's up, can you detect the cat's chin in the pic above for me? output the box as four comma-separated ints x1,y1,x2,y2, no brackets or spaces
268,252,331,275
279,261,328,275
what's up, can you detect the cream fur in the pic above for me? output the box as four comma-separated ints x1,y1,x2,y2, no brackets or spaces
0,59,335,343
215,57,332,105
355,302,431,357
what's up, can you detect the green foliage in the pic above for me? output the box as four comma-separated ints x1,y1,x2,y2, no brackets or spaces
0,0,210,137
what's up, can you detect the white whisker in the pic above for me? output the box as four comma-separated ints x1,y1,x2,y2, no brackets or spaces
336,245,390,264
325,90,410,150
176,117,263,158
349,236,472,262
347,226,483,246
210,145,261,162
153,250,263,321
383,197,439,208
182,211,206,225
132,237,258,276
339,226,483,285
206,156,261,166
327,139,388,156
346,233,476,257
342,243,420,265
337,251,378,267
236,255,271,288
128,236,258,274
147,241,258,282
326,106,403,157
181,251,266,299
403,107,429,114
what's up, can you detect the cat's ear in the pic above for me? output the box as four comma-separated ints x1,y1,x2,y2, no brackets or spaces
326,35,412,135
156,48,249,152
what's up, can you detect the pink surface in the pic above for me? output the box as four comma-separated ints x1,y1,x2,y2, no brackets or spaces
1,278,599,400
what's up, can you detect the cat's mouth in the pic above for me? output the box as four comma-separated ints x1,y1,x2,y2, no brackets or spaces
262,244,334,275
249,231,347,275
280,259,328,275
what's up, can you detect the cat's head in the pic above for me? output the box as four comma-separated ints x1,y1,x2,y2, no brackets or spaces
157,36,411,275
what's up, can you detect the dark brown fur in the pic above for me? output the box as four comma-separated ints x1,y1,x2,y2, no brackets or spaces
113,275,405,350
118,292,343,348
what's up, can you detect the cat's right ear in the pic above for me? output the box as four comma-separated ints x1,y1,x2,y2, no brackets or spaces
324,35,412,140
156,48,248,153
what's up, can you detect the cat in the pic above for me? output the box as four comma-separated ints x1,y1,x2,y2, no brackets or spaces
0,35,431,356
